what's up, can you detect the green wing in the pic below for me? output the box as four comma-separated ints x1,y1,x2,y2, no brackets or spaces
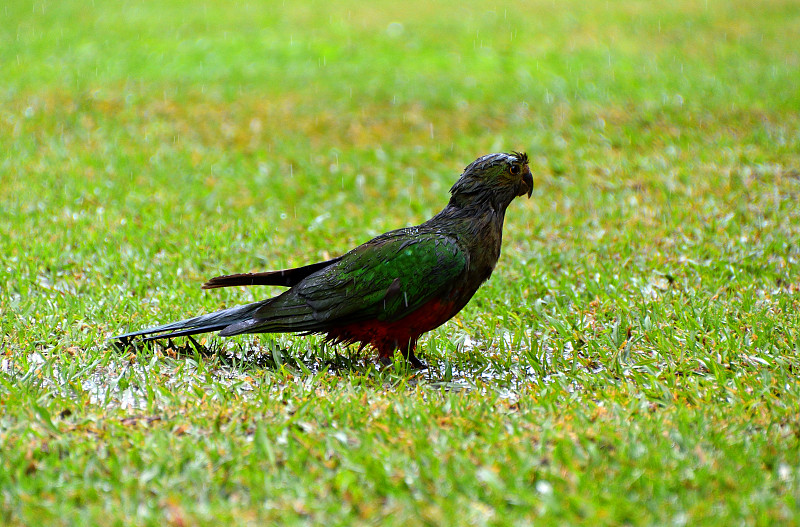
289,230,468,324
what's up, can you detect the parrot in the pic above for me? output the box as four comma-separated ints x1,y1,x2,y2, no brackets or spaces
114,151,532,368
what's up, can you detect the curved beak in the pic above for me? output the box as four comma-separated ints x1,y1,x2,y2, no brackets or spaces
523,170,533,198
517,165,533,199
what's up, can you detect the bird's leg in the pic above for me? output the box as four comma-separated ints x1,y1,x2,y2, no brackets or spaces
376,341,426,370
406,352,426,370
402,342,427,370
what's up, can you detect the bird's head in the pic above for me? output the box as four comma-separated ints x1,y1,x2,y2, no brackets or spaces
449,152,532,211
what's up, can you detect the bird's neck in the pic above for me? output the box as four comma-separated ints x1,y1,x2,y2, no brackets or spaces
439,195,508,224
429,200,505,254
426,200,505,287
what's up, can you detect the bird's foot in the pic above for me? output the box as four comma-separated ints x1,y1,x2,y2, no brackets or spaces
378,353,427,371
406,352,427,370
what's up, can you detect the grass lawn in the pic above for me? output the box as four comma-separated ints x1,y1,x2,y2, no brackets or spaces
2,0,800,524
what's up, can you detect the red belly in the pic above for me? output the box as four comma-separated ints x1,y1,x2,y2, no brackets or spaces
325,298,457,358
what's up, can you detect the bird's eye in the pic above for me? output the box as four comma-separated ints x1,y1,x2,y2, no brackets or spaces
509,164,521,175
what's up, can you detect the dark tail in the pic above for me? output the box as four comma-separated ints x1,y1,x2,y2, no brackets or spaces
112,301,265,343
202,256,342,289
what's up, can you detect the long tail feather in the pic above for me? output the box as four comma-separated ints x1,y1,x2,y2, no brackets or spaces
219,302,322,336
201,256,342,289
112,302,264,342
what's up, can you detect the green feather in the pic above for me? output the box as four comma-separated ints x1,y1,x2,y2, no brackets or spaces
244,231,468,331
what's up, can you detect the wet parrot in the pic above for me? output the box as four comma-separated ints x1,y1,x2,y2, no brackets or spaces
114,151,533,367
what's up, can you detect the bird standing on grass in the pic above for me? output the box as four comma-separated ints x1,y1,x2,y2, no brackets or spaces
114,152,532,368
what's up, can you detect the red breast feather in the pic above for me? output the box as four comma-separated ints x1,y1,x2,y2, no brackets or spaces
325,298,457,358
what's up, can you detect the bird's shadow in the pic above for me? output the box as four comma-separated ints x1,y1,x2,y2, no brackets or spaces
110,337,427,378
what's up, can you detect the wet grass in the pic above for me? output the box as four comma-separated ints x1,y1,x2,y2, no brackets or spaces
2,0,800,524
